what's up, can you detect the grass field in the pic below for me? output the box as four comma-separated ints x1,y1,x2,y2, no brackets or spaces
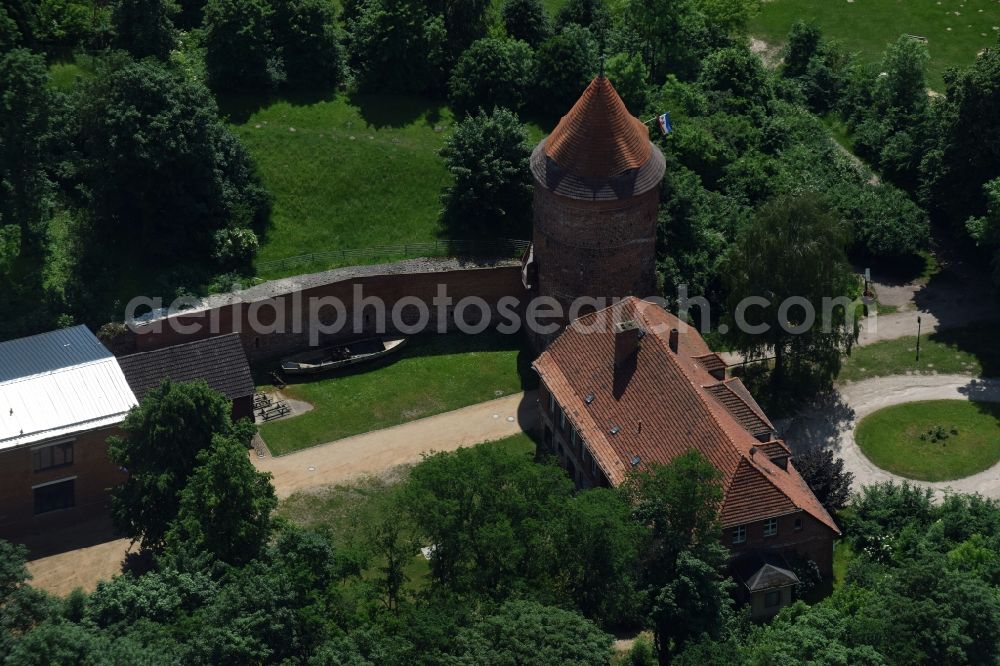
750,0,1000,89
258,331,535,455
228,94,455,276
855,399,1000,480
838,324,999,382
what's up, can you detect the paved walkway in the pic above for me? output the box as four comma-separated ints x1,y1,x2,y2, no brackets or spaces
784,374,1000,499
255,391,536,498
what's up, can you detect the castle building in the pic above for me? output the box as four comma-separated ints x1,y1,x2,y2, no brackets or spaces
523,75,666,347
533,297,841,619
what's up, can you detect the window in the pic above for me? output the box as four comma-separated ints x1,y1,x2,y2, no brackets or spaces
581,444,590,464
32,441,74,472
591,458,598,476
33,478,75,515
548,392,555,416
732,525,747,544
571,429,579,450
763,518,778,537
794,517,802,531
764,590,782,608
558,407,567,432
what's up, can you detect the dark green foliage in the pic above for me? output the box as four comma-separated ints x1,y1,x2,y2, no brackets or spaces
722,194,858,388
846,481,934,562
452,600,614,666
111,0,177,60
829,183,928,259
966,178,1000,283
553,0,610,44
448,37,534,116
440,0,490,61
273,0,343,89
780,21,848,114
403,444,574,598
166,434,278,565
698,45,771,111
922,38,1000,227
348,0,440,93
107,379,240,550
533,24,597,117
439,107,533,238
69,56,268,319
605,51,651,115
0,48,64,338
501,0,549,47
622,452,731,664
0,6,22,52
619,0,709,82
792,447,853,512
203,0,280,90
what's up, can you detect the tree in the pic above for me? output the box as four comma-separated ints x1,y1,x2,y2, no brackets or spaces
966,178,1000,284
501,0,549,47
533,24,597,117
722,194,857,389
348,0,440,93
553,0,610,44
559,489,645,627
402,444,573,598
441,0,490,61
697,45,771,111
448,37,534,116
621,452,730,665
166,433,277,565
273,0,343,89
453,600,613,666
72,56,269,268
112,0,178,60
922,38,1000,226
793,447,853,512
619,0,708,82
439,107,533,238
108,379,241,550
606,51,651,115
782,20,822,79
203,0,279,90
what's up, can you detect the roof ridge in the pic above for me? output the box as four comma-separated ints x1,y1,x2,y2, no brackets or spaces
635,304,749,475
0,355,120,389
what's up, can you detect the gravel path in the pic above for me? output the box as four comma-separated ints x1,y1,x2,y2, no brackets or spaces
784,374,1000,499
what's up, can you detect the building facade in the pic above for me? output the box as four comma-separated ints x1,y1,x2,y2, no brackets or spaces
533,298,840,618
0,326,136,538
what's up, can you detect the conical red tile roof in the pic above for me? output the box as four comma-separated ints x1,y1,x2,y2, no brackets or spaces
544,76,653,179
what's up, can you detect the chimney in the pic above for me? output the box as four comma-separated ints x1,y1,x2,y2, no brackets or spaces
669,328,679,353
613,320,641,368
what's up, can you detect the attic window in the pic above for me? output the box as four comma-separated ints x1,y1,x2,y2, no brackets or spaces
585,393,595,405
610,425,621,435
630,454,641,468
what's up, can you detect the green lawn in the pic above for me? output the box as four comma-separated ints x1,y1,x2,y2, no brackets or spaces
228,94,455,277
855,399,1000,481
838,324,1000,382
258,331,535,455
750,0,1000,89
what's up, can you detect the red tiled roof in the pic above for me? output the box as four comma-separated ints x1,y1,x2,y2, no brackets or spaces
533,297,839,534
544,76,653,178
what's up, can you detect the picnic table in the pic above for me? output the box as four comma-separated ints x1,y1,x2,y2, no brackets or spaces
260,402,291,421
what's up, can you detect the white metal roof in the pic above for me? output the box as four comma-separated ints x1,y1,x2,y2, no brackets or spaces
0,326,137,450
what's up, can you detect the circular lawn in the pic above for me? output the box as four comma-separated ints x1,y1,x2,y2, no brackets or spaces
855,400,1000,482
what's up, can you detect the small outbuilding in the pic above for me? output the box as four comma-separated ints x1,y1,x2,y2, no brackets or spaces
117,333,255,421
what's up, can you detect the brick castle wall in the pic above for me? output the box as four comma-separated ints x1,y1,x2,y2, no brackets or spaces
128,263,527,362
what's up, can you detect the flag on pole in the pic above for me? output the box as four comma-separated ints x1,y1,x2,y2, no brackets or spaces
657,112,673,135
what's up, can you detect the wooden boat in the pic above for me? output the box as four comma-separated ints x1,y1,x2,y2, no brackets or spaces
280,336,407,376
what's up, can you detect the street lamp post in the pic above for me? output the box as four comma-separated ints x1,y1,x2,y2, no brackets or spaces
916,315,922,363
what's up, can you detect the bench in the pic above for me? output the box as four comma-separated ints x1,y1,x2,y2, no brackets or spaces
260,403,291,421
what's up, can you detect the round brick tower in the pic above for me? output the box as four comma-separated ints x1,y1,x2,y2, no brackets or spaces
525,75,666,347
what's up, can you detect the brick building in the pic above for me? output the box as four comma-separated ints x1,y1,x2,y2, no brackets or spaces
0,326,136,538
533,297,840,618
118,333,255,422
523,74,666,348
